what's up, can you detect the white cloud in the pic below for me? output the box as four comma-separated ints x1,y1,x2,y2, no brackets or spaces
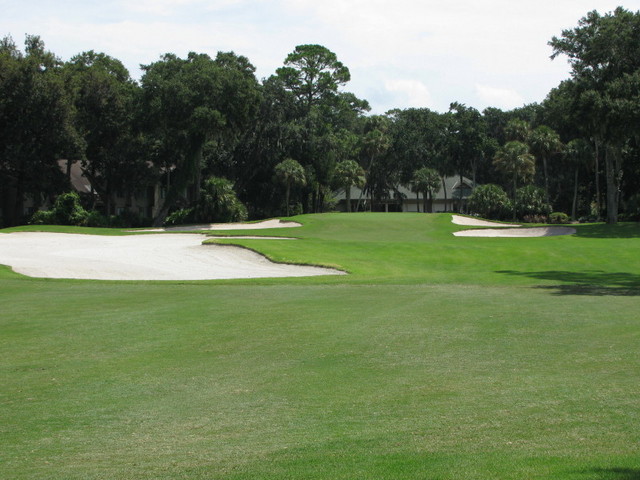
475,84,525,111
385,79,434,109
3,0,629,112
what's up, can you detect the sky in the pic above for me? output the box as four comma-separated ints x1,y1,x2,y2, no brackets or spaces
2,0,638,114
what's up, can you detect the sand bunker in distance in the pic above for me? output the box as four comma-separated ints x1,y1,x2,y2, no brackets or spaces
137,219,301,232
451,215,575,237
454,227,576,237
451,215,520,227
0,232,344,280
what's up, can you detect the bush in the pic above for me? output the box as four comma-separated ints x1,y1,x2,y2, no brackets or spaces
523,214,549,224
467,184,511,220
622,194,640,221
193,177,247,223
85,210,108,227
30,209,57,225
516,185,551,221
549,212,570,224
165,208,195,226
30,192,88,226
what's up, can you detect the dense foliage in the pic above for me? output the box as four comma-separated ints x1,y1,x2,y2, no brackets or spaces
2,7,640,226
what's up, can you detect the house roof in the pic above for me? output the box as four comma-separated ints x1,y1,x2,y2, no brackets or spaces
57,160,93,194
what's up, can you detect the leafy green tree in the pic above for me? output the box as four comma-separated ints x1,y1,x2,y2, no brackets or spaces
276,44,350,114
448,103,487,211
504,118,531,143
274,45,367,214
334,159,365,212
493,141,536,220
410,167,440,213
274,158,306,216
63,51,147,215
550,7,640,223
355,116,390,211
0,35,81,226
529,125,563,206
141,51,259,225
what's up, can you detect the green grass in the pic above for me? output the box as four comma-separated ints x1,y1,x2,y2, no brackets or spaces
1,213,639,479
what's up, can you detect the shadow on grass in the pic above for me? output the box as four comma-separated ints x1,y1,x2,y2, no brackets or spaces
573,222,640,239
581,468,640,480
496,270,640,296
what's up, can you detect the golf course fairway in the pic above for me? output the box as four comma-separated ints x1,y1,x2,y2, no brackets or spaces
1,213,639,479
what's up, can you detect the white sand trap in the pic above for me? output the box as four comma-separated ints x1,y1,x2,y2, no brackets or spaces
136,219,301,232
0,232,344,280
454,227,576,237
451,215,520,227
208,236,296,240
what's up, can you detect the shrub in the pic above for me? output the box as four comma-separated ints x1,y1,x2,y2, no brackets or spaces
165,208,195,226
85,210,108,227
549,212,570,224
30,209,57,225
30,192,88,226
193,177,247,223
516,185,551,221
523,214,549,224
467,184,511,220
622,193,640,221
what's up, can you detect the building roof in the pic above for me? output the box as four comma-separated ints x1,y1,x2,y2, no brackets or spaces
57,160,93,194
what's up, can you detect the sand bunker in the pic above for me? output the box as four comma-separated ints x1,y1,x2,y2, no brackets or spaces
451,215,520,227
0,232,344,280
136,219,301,232
454,227,576,237
451,215,575,237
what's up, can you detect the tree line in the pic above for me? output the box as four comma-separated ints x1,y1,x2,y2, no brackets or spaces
1,7,639,227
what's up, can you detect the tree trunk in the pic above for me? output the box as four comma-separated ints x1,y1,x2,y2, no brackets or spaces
355,186,364,212
572,167,579,221
513,171,517,221
193,143,203,202
345,186,351,213
459,172,464,213
594,138,601,219
285,182,291,217
604,144,619,224
441,176,447,212
543,155,550,206
416,192,420,212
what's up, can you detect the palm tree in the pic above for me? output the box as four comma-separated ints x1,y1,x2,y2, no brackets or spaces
493,141,535,220
529,125,563,206
504,118,531,142
334,159,365,212
410,167,441,213
274,158,306,217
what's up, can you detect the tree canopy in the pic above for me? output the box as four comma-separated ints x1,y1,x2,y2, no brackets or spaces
3,9,640,227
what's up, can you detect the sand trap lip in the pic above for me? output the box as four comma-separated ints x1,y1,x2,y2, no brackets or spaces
207,236,296,240
451,215,520,227
0,232,344,280
454,227,576,237
134,219,302,232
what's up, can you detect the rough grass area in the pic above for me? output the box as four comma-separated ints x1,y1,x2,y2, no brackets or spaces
1,213,639,479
